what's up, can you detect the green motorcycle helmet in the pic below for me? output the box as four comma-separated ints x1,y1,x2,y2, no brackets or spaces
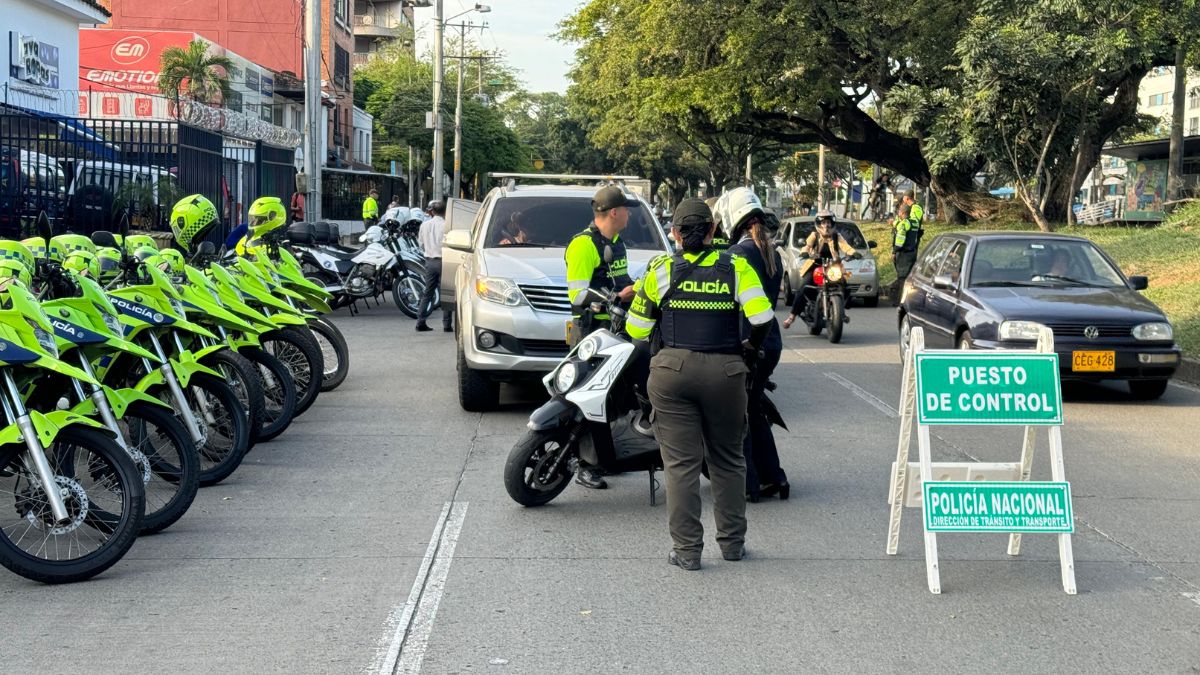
158,248,186,275
248,196,287,239
20,236,51,262
63,250,101,279
125,234,159,256
49,233,96,262
0,240,36,287
170,194,219,251
96,247,122,283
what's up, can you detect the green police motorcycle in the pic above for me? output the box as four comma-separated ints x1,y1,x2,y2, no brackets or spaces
0,245,144,584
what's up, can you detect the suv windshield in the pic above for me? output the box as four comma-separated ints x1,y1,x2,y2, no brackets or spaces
483,196,662,250
970,239,1125,288
792,220,868,248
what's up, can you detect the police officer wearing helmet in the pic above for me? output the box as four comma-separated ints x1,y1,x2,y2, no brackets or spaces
715,187,790,502
626,199,774,571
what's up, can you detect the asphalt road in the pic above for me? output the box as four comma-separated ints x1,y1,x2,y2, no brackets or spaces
2,302,1199,673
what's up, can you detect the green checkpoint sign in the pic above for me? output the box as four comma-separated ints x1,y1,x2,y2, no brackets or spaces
916,352,1063,426
923,481,1074,533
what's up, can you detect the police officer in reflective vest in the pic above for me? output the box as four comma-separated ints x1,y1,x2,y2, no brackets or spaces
564,185,638,489
625,199,774,571
891,189,924,304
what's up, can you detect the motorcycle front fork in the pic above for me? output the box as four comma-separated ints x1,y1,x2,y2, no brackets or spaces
1,372,70,525
148,332,207,446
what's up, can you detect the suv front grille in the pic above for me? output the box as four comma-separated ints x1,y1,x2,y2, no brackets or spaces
519,284,571,313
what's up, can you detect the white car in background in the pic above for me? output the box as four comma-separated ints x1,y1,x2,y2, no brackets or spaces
441,174,670,411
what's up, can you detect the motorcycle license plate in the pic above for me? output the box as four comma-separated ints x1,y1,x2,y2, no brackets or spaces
1072,350,1115,372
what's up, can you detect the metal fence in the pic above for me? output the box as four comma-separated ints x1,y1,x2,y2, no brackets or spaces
321,168,407,222
0,109,295,243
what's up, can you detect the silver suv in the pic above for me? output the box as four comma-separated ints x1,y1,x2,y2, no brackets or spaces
442,177,670,411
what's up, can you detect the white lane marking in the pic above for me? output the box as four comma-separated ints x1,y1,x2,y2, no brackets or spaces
373,501,456,675
824,372,898,418
1169,380,1200,394
395,501,469,674
1184,592,1200,608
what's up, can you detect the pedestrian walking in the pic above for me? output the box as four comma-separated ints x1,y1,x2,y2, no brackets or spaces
890,190,924,305
624,198,774,571
415,200,453,333
363,188,380,229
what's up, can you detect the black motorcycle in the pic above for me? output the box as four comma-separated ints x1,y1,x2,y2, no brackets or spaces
798,251,860,343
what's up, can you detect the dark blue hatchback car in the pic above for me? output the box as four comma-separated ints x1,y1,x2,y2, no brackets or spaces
898,232,1181,399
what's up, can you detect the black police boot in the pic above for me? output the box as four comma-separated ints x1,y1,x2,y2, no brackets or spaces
575,466,608,490
415,321,432,332
668,551,702,571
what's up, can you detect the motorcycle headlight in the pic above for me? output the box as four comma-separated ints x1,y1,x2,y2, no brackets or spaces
475,276,526,307
577,336,600,361
26,318,57,357
999,320,1046,341
1132,322,1173,341
826,263,845,283
101,311,123,336
554,362,578,393
169,298,187,319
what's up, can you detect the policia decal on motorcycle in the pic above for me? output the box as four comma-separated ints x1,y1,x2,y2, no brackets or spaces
626,199,775,571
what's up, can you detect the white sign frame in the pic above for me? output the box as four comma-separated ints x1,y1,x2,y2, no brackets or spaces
886,326,1076,594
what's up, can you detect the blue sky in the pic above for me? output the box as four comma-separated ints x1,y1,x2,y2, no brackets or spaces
414,0,579,94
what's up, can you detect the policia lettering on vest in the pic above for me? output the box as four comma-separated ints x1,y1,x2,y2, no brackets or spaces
626,199,774,571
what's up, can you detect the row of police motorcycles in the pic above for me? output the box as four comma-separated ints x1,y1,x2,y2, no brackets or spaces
0,195,348,584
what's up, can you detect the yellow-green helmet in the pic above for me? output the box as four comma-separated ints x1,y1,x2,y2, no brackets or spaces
170,194,219,250
96,247,122,282
49,233,96,262
248,197,286,239
20,236,51,261
159,248,186,275
125,234,159,256
63,250,100,279
0,241,36,287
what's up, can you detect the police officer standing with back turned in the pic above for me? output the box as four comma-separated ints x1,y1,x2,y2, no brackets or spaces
563,184,639,490
891,189,924,305
625,199,774,571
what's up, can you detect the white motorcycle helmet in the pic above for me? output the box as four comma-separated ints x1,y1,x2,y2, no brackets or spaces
714,187,765,241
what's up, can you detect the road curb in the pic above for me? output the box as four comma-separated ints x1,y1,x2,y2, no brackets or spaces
1177,357,1200,387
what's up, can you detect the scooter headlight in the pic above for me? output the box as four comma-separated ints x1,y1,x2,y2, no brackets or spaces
577,336,600,361
555,362,578,393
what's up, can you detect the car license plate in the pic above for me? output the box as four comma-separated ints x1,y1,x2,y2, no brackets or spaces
1072,351,1115,372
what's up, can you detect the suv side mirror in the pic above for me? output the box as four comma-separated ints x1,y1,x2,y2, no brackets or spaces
1128,275,1149,290
867,240,878,249
932,274,956,290
444,229,472,252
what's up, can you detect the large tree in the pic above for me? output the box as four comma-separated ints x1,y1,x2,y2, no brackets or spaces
561,0,1193,223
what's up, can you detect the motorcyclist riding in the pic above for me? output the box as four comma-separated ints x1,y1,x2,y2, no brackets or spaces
783,210,859,330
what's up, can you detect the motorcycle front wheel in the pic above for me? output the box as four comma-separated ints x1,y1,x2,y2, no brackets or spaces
188,373,251,487
393,261,430,319
827,293,845,344
308,318,349,391
261,327,323,416
504,428,575,506
205,350,265,451
120,401,200,535
0,426,145,584
242,347,297,442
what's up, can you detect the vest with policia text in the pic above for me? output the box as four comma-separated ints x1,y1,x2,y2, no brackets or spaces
660,250,741,353
570,227,632,295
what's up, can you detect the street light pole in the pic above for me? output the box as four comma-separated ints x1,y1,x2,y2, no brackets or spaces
431,0,445,201
304,0,323,221
453,24,465,198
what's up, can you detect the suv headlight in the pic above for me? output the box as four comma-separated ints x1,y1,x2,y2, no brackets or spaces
1132,322,1173,341
554,362,578,392
474,276,526,307
999,320,1045,341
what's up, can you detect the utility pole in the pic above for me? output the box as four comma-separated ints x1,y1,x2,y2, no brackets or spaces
407,145,415,207
431,0,445,201
817,144,826,208
304,0,323,221
453,23,466,198
1168,45,1186,203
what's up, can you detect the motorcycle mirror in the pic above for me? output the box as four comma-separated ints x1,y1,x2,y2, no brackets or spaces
117,211,131,238
602,245,614,264
35,211,52,240
867,240,878,249
91,230,118,248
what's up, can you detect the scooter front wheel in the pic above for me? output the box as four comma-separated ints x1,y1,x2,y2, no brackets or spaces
504,428,575,507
